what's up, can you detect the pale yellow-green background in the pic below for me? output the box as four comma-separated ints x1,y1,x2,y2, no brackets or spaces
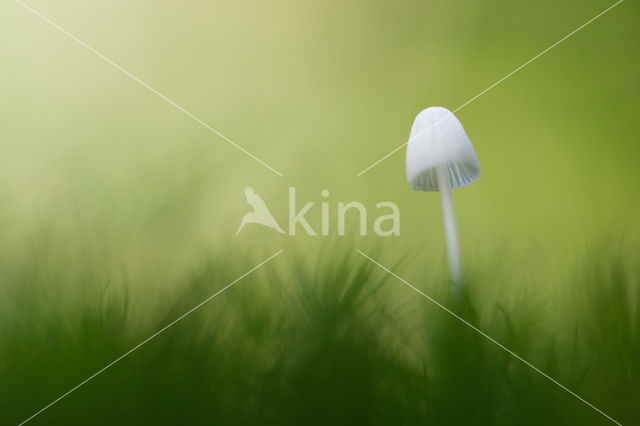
1,0,638,293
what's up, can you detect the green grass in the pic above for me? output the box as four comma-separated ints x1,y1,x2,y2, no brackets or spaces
1,242,638,425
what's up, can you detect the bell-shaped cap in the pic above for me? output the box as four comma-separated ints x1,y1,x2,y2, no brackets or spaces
406,107,480,191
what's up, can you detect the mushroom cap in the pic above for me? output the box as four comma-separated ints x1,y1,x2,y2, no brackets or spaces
406,107,480,191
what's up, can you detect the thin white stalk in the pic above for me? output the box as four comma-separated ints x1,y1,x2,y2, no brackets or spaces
435,164,462,289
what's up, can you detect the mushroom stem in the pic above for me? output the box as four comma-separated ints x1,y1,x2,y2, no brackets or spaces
435,164,462,289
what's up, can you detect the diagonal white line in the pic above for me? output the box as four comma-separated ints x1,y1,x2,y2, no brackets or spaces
356,249,622,426
17,250,283,426
356,0,624,177
15,0,283,177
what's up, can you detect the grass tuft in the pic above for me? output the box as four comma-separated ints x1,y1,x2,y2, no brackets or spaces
1,242,638,425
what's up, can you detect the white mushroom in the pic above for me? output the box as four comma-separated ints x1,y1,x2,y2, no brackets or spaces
406,106,480,289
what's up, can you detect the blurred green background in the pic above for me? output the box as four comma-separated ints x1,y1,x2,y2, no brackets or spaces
1,0,638,276
1,0,639,424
